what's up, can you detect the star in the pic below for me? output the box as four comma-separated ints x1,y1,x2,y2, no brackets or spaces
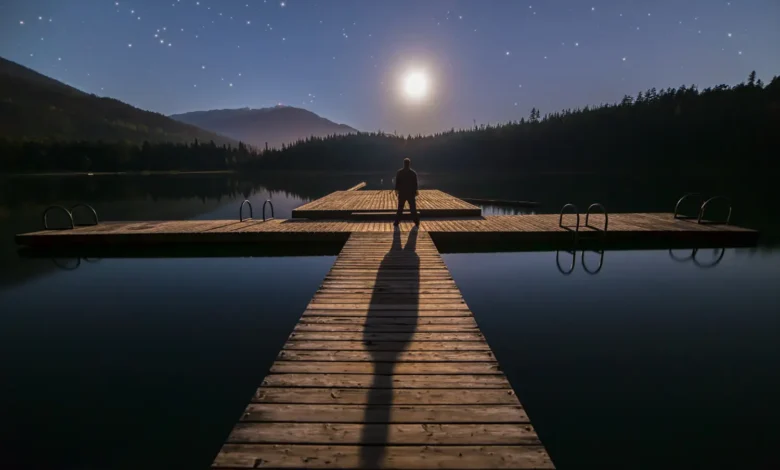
19,20,24,25
280,1,286,6
738,50,743,55
727,33,732,37
202,65,206,69
128,43,132,47
622,57,627,61
505,51,510,56
575,42,579,46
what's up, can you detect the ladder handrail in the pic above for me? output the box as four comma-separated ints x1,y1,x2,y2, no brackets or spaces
698,196,732,225
239,200,253,222
43,205,74,230
581,249,605,275
555,250,576,275
558,203,580,232
674,193,703,219
585,203,608,232
70,203,99,226
262,200,275,221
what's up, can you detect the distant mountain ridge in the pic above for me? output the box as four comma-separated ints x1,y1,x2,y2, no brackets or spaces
170,106,357,149
0,56,234,145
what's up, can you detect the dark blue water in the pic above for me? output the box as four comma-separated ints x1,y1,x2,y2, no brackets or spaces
1,173,778,469
443,248,780,469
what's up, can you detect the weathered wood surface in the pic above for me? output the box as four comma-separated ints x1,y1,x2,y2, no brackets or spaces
293,189,482,218
211,232,554,469
346,182,368,191
215,444,553,469
17,213,757,249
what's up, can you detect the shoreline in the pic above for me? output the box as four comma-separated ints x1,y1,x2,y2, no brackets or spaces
2,170,236,177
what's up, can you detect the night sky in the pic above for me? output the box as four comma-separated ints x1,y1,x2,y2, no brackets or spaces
2,0,779,135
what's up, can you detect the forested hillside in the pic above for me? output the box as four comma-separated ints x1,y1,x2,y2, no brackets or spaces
249,71,779,174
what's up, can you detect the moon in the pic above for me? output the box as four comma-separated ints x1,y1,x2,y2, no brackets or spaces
402,70,430,101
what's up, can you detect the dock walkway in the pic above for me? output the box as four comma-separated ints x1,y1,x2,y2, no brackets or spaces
293,190,481,219
212,231,554,469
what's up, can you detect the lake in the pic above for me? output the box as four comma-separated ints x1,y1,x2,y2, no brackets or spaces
0,172,778,469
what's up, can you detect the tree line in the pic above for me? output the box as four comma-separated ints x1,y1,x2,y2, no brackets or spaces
1,71,777,174
250,71,779,174
0,139,259,173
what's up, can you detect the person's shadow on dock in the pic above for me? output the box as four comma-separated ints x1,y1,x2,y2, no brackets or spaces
359,226,419,468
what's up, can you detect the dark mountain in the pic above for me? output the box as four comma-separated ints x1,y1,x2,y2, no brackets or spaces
170,106,357,149
0,56,233,145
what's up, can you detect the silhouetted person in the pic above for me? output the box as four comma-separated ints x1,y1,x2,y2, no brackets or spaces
394,157,420,226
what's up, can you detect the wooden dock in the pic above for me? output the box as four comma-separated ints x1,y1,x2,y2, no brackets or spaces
212,231,554,469
292,190,482,219
15,188,759,468
16,213,758,250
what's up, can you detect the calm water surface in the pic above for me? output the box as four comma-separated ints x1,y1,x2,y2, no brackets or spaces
0,172,778,469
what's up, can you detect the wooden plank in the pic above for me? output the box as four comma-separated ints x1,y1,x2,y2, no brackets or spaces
277,350,495,362
226,422,540,445
296,316,477,325
252,388,520,405
261,374,510,389
269,361,502,375
283,341,489,351
213,444,555,469
288,332,484,341
345,182,367,191
240,404,528,423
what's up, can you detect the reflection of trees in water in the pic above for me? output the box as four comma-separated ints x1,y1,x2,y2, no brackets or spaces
0,173,378,209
